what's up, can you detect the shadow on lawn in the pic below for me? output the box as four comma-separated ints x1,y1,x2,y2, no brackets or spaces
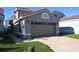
0,31,15,44
0,48,17,52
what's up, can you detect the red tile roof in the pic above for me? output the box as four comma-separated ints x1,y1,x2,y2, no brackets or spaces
21,9,47,16
60,14,79,21
15,7,48,17
15,7,34,17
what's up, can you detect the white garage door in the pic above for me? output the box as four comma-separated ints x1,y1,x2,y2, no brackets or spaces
31,24,56,37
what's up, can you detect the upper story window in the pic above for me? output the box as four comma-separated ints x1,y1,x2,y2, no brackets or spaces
41,12,49,19
20,20,25,29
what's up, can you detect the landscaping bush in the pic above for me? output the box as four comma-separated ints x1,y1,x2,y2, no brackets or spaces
0,30,15,44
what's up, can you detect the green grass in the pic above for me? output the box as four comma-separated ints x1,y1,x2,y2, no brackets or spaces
0,31,53,52
64,34,79,39
0,41,53,52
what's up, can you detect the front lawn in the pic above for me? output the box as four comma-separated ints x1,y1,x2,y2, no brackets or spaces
0,41,53,52
64,34,79,39
0,31,53,52
0,30,54,52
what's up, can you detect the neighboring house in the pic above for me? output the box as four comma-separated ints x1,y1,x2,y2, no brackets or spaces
0,8,5,32
52,10,65,19
4,19,10,29
10,7,59,38
59,15,79,34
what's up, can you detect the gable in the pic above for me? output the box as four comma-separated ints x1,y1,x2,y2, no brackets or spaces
23,9,58,23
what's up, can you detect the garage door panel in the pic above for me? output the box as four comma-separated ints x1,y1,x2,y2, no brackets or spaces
31,24,56,37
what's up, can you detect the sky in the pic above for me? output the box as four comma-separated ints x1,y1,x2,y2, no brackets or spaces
2,7,79,20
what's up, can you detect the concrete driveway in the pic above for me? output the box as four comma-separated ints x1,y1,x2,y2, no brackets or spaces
25,36,79,52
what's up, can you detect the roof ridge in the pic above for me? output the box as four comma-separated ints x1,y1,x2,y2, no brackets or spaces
21,8,48,16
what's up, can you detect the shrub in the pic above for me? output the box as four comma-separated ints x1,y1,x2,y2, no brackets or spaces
0,30,15,44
